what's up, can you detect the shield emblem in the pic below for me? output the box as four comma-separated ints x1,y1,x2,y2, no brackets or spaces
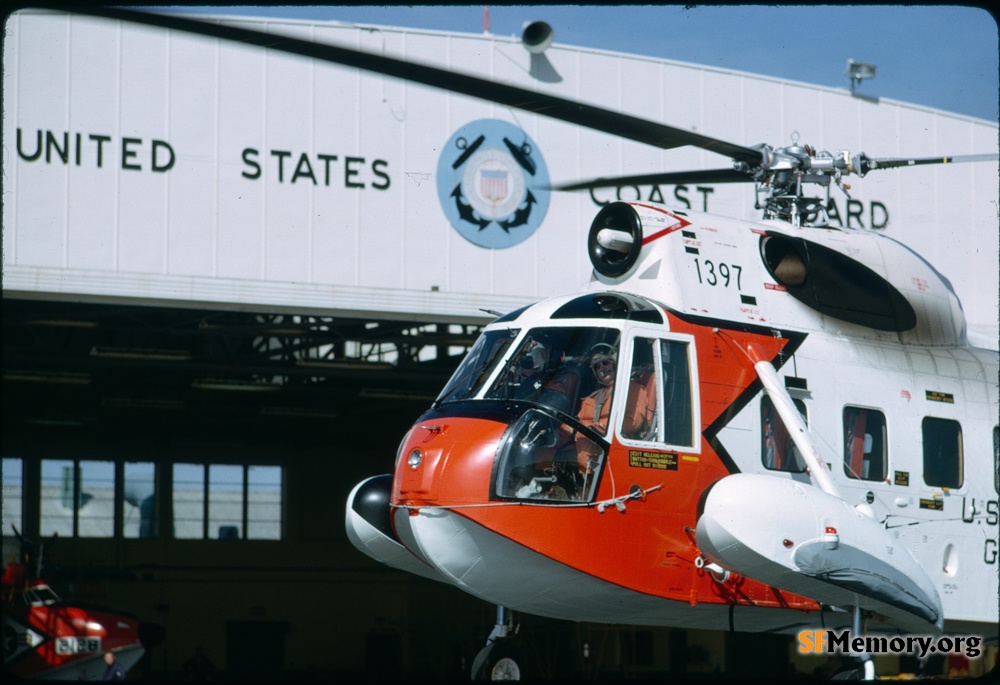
479,168,509,204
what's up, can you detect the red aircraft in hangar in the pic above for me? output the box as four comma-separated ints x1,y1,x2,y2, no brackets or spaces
3,527,158,680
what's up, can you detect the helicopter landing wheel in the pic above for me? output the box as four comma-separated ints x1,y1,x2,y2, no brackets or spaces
471,637,525,681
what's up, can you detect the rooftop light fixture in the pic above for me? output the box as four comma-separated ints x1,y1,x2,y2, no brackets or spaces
845,59,876,94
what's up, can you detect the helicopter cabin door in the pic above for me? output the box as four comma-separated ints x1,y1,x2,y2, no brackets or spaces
618,330,699,453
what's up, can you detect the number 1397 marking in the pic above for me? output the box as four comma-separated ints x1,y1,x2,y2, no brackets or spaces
694,258,742,290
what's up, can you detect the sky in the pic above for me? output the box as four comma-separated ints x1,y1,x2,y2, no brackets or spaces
149,4,1000,122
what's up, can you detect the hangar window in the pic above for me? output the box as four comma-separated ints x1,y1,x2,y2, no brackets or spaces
922,417,963,488
40,459,115,538
123,461,157,539
843,407,887,481
173,463,206,539
247,465,282,540
2,458,23,535
173,463,282,540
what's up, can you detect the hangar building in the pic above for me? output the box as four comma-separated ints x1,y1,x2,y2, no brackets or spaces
3,8,997,680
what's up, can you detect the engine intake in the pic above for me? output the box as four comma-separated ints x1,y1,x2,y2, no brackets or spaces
588,202,643,277
760,233,916,332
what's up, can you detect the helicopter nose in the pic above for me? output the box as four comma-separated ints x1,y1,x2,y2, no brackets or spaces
393,416,508,507
348,474,396,538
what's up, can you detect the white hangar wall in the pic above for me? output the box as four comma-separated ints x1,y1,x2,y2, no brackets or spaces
4,9,998,341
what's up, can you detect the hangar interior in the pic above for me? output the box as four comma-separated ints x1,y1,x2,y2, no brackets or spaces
2,295,494,679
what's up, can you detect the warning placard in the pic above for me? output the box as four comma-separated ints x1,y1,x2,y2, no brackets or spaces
629,450,678,470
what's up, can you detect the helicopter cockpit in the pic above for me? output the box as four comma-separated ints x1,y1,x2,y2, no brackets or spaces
431,293,698,505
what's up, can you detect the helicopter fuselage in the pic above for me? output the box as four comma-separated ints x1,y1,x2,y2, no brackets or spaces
347,201,998,639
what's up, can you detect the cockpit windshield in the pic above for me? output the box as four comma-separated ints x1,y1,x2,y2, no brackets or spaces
494,408,606,502
486,326,623,504
441,324,627,505
21,583,60,606
432,302,698,506
436,329,518,403
485,326,621,423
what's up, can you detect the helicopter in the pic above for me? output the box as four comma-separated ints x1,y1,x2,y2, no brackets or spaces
64,7,998,681
2,526,160,680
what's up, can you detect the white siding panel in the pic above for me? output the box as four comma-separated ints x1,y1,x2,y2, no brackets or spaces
3,10,996,337
65,17,119,271
166,31,219,277
217,37,265,281
13,14,70,269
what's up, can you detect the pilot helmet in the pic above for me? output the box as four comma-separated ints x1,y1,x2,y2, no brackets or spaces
588,342,617,365
520,342,548,373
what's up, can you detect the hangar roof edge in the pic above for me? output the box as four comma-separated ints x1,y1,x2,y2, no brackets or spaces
15,7,998,128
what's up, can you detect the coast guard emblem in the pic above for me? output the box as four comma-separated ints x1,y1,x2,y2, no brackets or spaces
436,119,550,249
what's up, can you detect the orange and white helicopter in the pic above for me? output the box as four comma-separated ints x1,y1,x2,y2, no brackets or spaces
344,200,999,679
78,7,998,680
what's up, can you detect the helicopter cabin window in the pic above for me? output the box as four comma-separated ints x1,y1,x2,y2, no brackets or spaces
490,326,626,503
842,407,887,482
922,417,963,489
761,396,807,472
621,337,694,447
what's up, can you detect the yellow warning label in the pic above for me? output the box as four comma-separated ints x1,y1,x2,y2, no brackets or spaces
629,450,678,470
919,498,944,511
925,390,954,403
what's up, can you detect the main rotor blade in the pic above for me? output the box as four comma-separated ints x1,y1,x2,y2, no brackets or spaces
75,6,764,165
860,152,999,173
551,168,752,191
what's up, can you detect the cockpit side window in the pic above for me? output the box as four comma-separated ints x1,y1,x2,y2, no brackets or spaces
620,335,696,448
622,338,658,441
489,326,624,504
659,339,694,447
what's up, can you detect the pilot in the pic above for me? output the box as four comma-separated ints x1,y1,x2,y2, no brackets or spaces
577,343,618,435
556,343,621,482
571,342,656,470
512,342,549,400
